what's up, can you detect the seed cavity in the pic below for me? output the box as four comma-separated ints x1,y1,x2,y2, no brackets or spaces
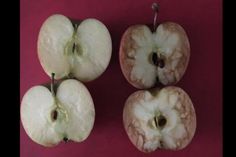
158,59,165,68
51,110,58,121
152,52,159,66
154,115,167,129
158,115,167,127
151,52,165,68
72,43,75,53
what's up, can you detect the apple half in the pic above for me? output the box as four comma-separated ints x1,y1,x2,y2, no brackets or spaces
119,21,190,89
37,14,112,81
123,86,196,152
20,79,95,147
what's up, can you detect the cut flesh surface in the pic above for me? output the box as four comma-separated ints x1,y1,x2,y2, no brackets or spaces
120,22,190,89
21,79,95,147
38,14,112,81
71,19,112,81
56,79,95,142
123,86,196,152
21,86,62,146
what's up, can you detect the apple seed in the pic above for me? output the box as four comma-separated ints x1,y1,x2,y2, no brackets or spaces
72,43,76,53
158,115,167,127
51,110,58,121
154,115,167,129
152,52,158,66
151,52,165,68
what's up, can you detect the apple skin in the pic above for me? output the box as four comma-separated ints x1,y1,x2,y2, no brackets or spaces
119,22,190,89
123,86,196,153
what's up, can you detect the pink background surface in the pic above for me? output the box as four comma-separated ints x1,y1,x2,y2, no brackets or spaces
20,0,222,157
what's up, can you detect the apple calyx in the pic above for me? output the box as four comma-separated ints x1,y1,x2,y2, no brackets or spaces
63,137,69,142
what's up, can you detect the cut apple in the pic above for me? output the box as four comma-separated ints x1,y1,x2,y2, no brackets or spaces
119,4,190,89
123,86,196,152
21,79,95,147
37,14,112,81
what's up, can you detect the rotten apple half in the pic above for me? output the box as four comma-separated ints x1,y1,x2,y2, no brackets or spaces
119,3,190,89
123,86,196,152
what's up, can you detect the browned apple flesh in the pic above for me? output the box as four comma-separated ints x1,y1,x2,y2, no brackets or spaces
119,22,190,89
123,86,196,152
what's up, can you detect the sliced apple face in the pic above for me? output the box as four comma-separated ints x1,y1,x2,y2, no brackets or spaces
123,86,196,152
119,22,190,89
38,14,112,81
21,79,95,147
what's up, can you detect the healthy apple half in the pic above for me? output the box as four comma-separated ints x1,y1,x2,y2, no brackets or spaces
119,3,190,89
123,86,196,153
38,14,112,81
21,75,95,147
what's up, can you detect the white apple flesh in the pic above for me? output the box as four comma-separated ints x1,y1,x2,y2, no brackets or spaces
21,79,95,147
123,86,196,152
37,14,112,81
119,22,190,89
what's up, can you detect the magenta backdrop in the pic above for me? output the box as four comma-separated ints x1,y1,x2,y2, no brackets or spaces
20,0,222,157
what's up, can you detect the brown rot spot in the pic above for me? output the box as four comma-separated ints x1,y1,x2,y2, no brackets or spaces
63,137,68,142
51,110,58,121
158,115,167,127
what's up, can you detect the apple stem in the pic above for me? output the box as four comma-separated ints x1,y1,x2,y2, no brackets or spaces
51,73,55,97
152,3,159,32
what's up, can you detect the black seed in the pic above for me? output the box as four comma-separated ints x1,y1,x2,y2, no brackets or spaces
158,59,165,68
158,116,167,127
154,116,158,127
152,52,159,66
156,76,159,83
63,137,68,142
72,43,75,52
51,110,58,121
